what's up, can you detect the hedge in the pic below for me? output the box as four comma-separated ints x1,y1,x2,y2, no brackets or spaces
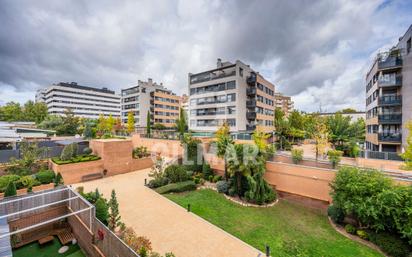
155,181,196,194
52,154,100,165
36,170,56,184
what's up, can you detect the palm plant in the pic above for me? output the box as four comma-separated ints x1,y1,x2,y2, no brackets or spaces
216,123,234,180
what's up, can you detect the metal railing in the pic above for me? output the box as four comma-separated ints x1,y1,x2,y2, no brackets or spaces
378,132,402,142
378,95,402,105
378,74,402,87
359,150,403,161
378,56,402,70
378,114,402,123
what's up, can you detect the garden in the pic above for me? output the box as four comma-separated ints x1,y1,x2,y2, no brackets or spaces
51,143,100,165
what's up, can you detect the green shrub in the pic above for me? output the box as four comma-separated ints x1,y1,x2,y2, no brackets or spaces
16,175,40,190
202,163,213,179
327,149,343,169
212,175,222,183
0,175,20,192
4,182,17,197
54,172,63,186
148,177,169,188
356,230,368,240
368,232,411,257
155,181,196,194
186,170,194,177
208,175,214,182
52,155,100,165
164,165,189,183
36,170,56,184
244,173,276,205
60,143,78,161
327,205,344,224
95,198,109,225
344,224,356,234
193,177,200,184
83,147,92,155
183,164,202,173
216,181,229,194
133,146,149,159
291,148,303,164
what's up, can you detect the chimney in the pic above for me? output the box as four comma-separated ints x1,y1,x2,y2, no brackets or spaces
217,58,222,68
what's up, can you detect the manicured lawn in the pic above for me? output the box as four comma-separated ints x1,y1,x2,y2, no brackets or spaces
166,189,383,257
13,238,85,257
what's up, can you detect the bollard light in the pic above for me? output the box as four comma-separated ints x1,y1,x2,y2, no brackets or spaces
265,245,270,257
187,203,191,212
144,178,147,185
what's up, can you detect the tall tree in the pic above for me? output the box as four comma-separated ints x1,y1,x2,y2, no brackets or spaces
0,102,23,121
127,111,135,134
57,109,79,135
146,111,151,137
216,123,234,180
326,113,352,148
108,189,122,231
175,107,187,138
312,119,329,161
274,108,290,150
97,114,108,134
107,114,115,133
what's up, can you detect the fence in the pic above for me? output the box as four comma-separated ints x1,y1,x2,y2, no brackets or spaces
359,150,403,161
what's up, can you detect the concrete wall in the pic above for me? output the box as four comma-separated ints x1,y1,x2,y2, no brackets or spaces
131,134,183,158
50,159,105,184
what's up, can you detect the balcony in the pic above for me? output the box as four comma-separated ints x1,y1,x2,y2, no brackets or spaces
246,112,256,120
246,88,256,96
378,56,402,70
378,74,402,87
378,95,402,106
378,132,402,143
246,124,256,131
247,73,257,85
246,100,256,108
378,114,402,124
189,66,236,84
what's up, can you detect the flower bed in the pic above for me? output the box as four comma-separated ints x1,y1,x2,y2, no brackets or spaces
51,154,100,165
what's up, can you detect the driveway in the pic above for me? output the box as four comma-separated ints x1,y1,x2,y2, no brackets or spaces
75,169,262,257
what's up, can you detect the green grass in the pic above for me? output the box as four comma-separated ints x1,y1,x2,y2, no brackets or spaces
13,238,85,257
166,189,383,257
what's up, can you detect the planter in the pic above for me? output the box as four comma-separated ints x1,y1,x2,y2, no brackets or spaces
32,183,55,192
16,188,27,196
0,193,4,200
50,159,104,185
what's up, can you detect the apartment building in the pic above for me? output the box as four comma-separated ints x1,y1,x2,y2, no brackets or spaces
365,24,412,153
36,82,120,119
121,78,180,129
188,59,275,133
274,93,294,116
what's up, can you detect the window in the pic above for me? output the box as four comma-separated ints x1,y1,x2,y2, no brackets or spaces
407,37,411,54
239,67,243,77
227,93,236,102
227,106,236,115
226,81,236,90
227,119,236,127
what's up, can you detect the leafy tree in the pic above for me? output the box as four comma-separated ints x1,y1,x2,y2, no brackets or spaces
114,117,124,135
97,114,108,134
215,123,234,180
181,133,201,165
226,143,253,196
95,198,109,225
0,102,23,121
83,122,93,139
108,189,122,231
327,149,343,169
326,113,352,148
38,115,63,131
7,141,47,175
153,123,166,130
401,121,412,170
146,111,151,137
107,114,115,132
56,109,79,135
127,111,135,134
312,120,329,161
175,107,187,138
341,108,357,113
4,182,17,197
288,110,304,130
274,108,290,150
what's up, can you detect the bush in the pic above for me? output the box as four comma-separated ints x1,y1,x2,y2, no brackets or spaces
291,148,303,164
95,198,109,225
52,154,100,165
164,165,189,183
212,175,222,183
133,146,149,159
155,181,196,194
4,182,17,197
202,163,213,179
327,205,344,224
60,143,78,161
0,175,20,192
344,224,356,234
216,181,229,194
148,177,169,188
369,232,411,257
16,175,40,190
356,230,368,240
327,149,343,169
36,170,56,184
54,172,63,186
193,177,200,184
83,147,92,155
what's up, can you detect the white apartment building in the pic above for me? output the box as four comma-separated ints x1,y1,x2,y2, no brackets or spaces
36,82,121,119
188,59,275,133
121,78,180,129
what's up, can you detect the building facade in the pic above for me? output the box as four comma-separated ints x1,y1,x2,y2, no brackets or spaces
274,93,294,116
121,79,180,129
188,59,275,133
365,24,412,153
36,82,120,119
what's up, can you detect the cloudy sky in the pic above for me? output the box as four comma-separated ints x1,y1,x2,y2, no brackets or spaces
0,0,411,112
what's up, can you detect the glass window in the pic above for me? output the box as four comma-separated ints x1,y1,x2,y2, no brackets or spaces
226,81,236,90
227,93,236,102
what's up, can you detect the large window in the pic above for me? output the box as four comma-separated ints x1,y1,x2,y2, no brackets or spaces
189,81,236,95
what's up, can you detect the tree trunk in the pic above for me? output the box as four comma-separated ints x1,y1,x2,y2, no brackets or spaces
236,173,242,198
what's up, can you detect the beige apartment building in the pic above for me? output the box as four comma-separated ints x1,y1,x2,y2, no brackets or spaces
365,24,412,154
121,78,180,129
274,92,294,116
188,59,275,133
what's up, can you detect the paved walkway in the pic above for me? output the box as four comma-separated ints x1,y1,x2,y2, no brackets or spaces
75,169,262,257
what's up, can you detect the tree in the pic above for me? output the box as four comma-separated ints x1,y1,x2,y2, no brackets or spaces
97,114,108,134
327,149,343,169
215,123,234,180
326,113,352,148
153,123,166,130
175,107,187,138
114,117,124,135
146,111,151,137
401,121,412,170
7,141,47,175
127,111,135,134
226,143,253,196
108,189,122,231
341,108,357,113
54,172,63,186
181,133,201,165
107,114,115,133
4,182,17,197
312,120,329,161
0,102,23,121
38,115,63,131
56,109,79,135
95,198,109,225
83,122,93,139
274,108,290,150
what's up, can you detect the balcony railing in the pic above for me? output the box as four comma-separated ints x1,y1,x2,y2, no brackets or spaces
378,74,402,87
247,73,257,85
246,124,256,131
246,100,256,108
246,88,256,96
359,150,403,161
246,112,256,120
378,132,402,142
378,114,402,123
378,56,402,70
378,95,402,106
189,69,236,84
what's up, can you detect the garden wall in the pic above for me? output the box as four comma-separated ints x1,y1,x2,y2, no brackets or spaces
50,159,104,185
131,134,183,158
